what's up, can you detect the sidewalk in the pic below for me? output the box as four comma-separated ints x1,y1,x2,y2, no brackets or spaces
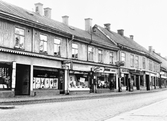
106,97,167,121
0,88,166,106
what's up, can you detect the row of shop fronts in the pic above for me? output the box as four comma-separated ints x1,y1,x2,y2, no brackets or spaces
0,53,166,97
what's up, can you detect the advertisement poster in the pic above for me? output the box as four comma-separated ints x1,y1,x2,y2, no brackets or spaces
45,78,50,88
50,78,53,88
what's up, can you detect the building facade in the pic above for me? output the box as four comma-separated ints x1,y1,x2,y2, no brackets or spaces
0,1,119,97
93,24,161,91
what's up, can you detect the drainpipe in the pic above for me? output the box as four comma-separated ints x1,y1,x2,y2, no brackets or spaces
65,35,74,95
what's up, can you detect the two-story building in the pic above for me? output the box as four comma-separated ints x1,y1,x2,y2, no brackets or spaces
0,1,119,97
149,46,167,88
93,24,161,91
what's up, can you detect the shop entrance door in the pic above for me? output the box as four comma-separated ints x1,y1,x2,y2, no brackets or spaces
15,64,30,95
146,75,150,90
136,75,140,90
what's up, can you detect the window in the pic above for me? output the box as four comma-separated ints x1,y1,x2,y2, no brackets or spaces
153,62,156,72
14,27,25,49
72,43,78,59
109,52,114,64
98,49,103,63
135,56,139,68
39,35,47,53
121,52,126,62
88,46,93,61
54,38,61,56
143,57,146,69
0,64,12,90
130,54,134,67
149,60,152,71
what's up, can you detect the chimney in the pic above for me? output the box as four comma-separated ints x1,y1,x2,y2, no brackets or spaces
130,35,134,40
35,3,43,16
44,7,51,19
117,29,124,36
148,46,153,53
104,23,111,31
85,18,92,33
62,15,69,25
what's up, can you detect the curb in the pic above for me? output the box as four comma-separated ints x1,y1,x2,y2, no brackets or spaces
0,88,166,105
0,105,15,109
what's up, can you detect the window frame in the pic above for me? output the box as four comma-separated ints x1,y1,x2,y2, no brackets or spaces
121,52,126,62
135,56,139,68
130,54,134,67
54,38,61,56
98,49,103,63
143,57,146,69
39,34,48,53
14,27,25,49
88,46,93,61
72,43,78,59
109,52,114,64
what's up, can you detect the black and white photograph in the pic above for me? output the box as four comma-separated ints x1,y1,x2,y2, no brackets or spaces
0,0,167,121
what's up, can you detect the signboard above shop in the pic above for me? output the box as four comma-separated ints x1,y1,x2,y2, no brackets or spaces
104,68,117,73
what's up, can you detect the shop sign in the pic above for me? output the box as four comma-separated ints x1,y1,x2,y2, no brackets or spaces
62,63,73,70
92,66,104,72
121,68,129,73
104,68,117,73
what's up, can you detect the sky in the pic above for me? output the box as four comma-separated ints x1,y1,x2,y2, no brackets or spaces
4,0,167,57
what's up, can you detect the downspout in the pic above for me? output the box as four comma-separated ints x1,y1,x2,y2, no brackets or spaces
65,35,74,95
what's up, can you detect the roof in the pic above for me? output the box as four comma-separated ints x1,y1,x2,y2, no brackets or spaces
95,25,149,53
0,0,118,50
95,25,161,63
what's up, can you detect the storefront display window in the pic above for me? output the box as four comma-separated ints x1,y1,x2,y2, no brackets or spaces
33,68,60,89
97,73,116,89
0,65,12,90
69,71,89,89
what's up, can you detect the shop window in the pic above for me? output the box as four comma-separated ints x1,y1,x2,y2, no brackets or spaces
135,56,139,68
54,38,61,56
69,71,89,89
97,74,116,89
98,49,103,63
88,46,93,61
14,27,25,49
130,54,134,67
0,66,12,90
72,43,78,59
109,52,114,64
39,34,47,53
33,69,59,89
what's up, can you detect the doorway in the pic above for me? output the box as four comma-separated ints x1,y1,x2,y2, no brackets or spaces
15,64,30,95
146,75,150,90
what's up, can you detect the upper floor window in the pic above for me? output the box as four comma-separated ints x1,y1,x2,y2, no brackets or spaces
130,54,134,67
143,57,146,69
98,49,103,63
121,52,126,62
54,38,61,56
72,43,78,59
109,52,114,64
88,46,93,61
39,35,47,53
149,60,152,71
14,27,25,49
135,56,139,68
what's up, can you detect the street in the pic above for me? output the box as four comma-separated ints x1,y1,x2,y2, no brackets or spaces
0,90,167,121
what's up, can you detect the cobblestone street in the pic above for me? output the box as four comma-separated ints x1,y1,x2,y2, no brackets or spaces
0,90,167,121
